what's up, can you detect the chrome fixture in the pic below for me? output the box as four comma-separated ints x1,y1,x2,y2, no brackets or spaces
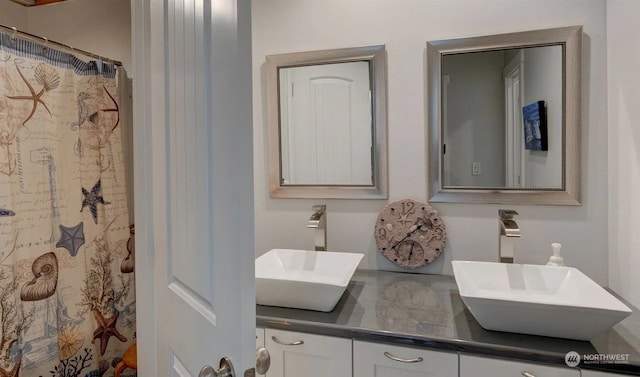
307,205,327,251
499,209,520,263
198,357,235,377
271,336,304,346
256,347,271,375
383,352,424,364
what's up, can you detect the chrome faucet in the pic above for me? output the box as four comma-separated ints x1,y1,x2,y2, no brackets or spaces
307,205,327,251
499,209,520,263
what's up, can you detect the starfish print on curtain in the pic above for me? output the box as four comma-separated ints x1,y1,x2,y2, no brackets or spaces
56,222,85,257
80,180,111,224
92,310,127,356
6,63,59,127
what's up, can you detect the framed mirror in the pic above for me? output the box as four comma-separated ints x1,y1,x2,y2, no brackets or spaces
266,45,388,199
427,26,582,205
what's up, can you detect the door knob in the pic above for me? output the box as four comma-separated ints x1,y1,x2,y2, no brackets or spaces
256,347,270,375
199,357,235,377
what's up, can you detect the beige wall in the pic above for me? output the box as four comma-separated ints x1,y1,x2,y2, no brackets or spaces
26,0,131,73
252,0,610,285
0,1,28,29
608,0,640,308
0,0,130,73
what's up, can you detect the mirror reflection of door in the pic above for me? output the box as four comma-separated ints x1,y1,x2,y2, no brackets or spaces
279,61,373,186
504,50,525,188
442,75,451,185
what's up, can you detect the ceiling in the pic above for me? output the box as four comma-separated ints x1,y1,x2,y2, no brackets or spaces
10,0,67,6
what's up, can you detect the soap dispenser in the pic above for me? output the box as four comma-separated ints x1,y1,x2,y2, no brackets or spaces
546,243,565,266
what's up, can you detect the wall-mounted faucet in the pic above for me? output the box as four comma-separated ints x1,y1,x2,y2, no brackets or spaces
499,209,520,263
307,205,327,251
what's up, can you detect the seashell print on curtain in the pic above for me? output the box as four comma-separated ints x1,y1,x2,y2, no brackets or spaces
0,33,136,377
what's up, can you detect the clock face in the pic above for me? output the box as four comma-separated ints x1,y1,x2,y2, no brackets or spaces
374,199,447,268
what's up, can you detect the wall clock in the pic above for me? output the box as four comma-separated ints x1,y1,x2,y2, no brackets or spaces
374,198,447,268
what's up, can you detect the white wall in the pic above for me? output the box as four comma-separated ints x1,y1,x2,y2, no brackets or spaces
253,0,610,285
444,51,506,187
608,0,640,308
523,46,563,188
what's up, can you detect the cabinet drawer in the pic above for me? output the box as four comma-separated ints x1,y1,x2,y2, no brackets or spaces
353,340,458,377
266,329,352,377
460,355,580,377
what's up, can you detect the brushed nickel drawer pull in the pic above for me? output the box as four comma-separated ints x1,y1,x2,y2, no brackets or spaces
521,372,536,377
383,351,423,363
271,336,304,346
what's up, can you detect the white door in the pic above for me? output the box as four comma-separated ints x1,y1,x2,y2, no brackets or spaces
442,74,451,186
279,62,372,185
132,1,255,377
503,51,525,188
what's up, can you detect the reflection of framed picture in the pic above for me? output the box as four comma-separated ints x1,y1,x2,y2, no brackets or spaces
522,101,548,151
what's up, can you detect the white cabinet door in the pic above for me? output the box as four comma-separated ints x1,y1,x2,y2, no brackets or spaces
257,328,265,348
460,355,580,377
266,329,352,377
256,328,266,376
582,370,635,377
353,340,458,377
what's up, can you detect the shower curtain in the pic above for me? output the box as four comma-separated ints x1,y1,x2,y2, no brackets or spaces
0,33,136,376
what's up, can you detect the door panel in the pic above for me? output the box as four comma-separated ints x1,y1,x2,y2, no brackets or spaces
132,0,254,376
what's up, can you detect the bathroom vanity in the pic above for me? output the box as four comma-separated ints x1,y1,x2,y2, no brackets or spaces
256,270,640,377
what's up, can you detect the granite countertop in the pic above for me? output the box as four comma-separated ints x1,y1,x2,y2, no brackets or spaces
256,270,640,375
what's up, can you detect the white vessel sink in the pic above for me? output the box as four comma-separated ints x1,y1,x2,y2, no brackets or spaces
256,249,363,312
452,260,632,340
